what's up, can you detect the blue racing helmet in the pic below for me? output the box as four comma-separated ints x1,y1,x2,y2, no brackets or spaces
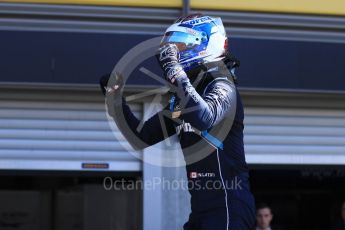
161,14,228,72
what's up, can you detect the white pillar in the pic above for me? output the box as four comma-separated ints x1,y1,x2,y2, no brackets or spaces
142,101,164,230
142,99,191,230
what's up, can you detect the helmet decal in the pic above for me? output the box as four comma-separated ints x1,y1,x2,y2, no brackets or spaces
180,16,214,26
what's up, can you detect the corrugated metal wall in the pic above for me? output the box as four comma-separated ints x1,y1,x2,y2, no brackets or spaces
245,107,345,165
1,88,345,170
242,90,345,165
0,86,142,171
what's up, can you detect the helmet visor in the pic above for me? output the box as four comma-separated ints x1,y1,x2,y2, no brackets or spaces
160,31,202,51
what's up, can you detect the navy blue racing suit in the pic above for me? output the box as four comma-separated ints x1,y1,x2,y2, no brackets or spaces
105,63,256,230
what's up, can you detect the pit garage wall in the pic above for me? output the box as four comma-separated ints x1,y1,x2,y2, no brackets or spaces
1,3,345,90
1,14,345,166
1,30,345,91
0,86,143,171
1,3,345,230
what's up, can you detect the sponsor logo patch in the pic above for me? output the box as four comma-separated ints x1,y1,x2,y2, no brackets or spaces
190,172,197,179
189,172,216,179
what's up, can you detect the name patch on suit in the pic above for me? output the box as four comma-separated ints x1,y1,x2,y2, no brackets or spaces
176,122,195,135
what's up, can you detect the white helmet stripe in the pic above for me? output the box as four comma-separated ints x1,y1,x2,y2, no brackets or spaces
165,23,201,36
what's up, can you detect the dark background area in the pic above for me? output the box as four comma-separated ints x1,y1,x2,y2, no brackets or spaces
0,166,344,230
251,165,345,230
0,171,142,230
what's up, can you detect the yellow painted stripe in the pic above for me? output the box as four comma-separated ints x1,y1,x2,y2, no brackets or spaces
0,0,182,8
191,0,345,16
2,0,345,16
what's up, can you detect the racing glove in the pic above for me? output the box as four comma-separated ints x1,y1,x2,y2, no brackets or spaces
99,72,124,96
156,43,186,84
